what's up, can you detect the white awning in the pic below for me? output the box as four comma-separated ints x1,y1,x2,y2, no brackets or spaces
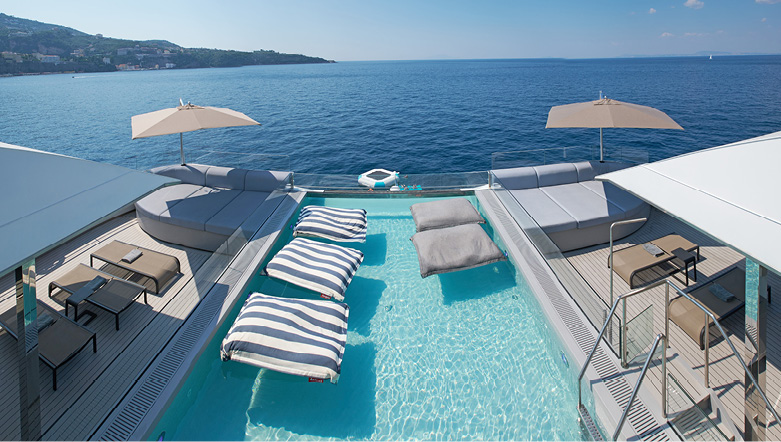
597,131,781,274
0,142,176,276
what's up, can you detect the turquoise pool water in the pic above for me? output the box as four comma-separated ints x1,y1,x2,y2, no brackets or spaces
151,195,588,441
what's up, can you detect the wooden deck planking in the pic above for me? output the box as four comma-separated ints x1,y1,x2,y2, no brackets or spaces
48,236,241,440
564,208,781,439
0,214,213,440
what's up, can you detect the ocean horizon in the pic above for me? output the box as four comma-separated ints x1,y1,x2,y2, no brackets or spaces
1,56,779,174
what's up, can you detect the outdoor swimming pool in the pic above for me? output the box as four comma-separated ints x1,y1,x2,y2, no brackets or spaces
150,195,591,440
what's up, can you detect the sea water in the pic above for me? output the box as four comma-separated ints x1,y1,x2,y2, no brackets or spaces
1,56,780,173
150,196,590,441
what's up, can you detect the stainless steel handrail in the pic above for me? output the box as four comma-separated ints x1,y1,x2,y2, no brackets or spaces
613,333,667,441
577,282,669,441
578,295,620,407
669,280,781,425
609,218,648,352
578,278,781,440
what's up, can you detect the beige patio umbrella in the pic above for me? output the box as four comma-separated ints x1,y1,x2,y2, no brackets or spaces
546,97,683,162
131,101,260,165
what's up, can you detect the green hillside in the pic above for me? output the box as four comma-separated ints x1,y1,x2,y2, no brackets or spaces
0,13,333,75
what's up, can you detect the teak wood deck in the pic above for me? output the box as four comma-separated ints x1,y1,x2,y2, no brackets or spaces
564,208,781,440
0,213,222,440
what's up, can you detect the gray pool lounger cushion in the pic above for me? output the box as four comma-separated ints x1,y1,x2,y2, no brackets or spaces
293,206,368,242
410,198,485,232
220,292,349,382
411,224,506,278
265,238,364,301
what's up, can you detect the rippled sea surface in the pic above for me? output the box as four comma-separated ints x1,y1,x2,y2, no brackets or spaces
1,56,780,173
151,196,588,441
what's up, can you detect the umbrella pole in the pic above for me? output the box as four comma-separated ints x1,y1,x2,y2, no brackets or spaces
180,133,185,165
599,128,604,162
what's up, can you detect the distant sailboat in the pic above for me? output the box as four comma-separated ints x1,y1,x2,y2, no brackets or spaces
709,55,713,60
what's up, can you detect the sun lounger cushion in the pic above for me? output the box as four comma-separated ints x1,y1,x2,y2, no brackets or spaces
669,267,747,350
642,243,664,256
611,234,698,288
293,206,368,242
411,224,506,278
410,198,485,232
122,249,142,263
709,283,736,302
91,241,180,294
265,238,364,301
0,302,97,390
220,292,349,382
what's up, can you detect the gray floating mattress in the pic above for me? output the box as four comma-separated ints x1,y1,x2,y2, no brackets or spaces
220,292,349,382
409,198,485,232
411,223,506,278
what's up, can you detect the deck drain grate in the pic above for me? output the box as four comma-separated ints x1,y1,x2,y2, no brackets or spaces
96,195,299,441
478,190,668,441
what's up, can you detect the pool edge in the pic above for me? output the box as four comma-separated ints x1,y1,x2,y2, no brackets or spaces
476,189,678,441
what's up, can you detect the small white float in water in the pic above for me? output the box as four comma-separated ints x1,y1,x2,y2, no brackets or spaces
358,169,399,189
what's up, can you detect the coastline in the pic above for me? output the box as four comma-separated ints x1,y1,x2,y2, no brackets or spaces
0,60,337,78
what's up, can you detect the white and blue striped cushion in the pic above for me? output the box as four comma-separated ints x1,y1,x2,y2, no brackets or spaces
265,238,364,301
220,292,349,382
293,206,367,243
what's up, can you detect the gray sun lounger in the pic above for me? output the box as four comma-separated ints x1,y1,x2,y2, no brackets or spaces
90,240,181,294
49,263,148,330
609,234,700,288
0,302,96,390
669,267,770,350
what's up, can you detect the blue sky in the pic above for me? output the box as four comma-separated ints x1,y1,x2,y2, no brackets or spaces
3,0,780,60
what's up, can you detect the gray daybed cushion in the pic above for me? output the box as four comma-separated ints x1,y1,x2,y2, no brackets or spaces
409,198,485,232
411,224,506,278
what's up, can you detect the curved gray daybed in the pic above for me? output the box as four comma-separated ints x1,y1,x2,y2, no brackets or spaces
492,161,650,252
135,164,290,251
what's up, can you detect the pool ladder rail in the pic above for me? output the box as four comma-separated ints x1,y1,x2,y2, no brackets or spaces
578,403,604,441
578,279,781,441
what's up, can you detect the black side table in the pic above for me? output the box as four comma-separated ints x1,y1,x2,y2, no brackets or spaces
65,276,105,325
671,247,697,285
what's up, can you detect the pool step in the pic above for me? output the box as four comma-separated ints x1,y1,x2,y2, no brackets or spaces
668,395,735,441
665,365,737,441
578,404,604,441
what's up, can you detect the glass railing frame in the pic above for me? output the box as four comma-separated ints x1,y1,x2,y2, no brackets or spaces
291,170,491,192
491,145,650,170
489,172,623,355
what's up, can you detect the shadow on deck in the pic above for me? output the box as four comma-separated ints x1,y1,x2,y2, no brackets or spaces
564,208,781,440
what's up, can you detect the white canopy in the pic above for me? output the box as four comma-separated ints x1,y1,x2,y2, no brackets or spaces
597,131,781,274
0,142,175,276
